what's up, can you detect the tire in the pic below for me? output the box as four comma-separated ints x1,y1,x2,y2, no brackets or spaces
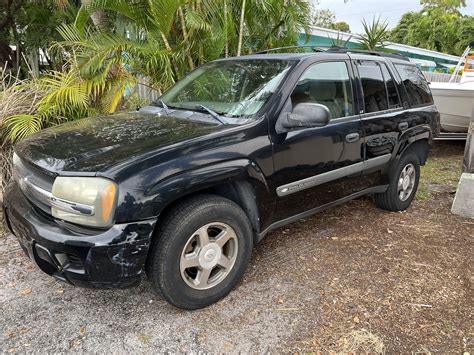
375,152,420,212
147,194,253,310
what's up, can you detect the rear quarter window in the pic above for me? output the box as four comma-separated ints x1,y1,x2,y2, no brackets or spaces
395,64,433,106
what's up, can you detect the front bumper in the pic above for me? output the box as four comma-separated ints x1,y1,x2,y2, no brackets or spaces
3,181,156,288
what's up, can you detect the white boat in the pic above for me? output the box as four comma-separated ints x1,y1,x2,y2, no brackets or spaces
430,81,474,133
429,43,474,133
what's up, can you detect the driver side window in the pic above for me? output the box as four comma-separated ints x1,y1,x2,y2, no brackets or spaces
290,61,354,119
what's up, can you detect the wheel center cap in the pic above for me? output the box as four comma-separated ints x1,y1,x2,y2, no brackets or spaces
204,249,216,261
199,243,221,268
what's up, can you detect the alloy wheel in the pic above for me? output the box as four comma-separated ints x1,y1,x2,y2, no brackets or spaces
180,222,238,290
397,163,416,201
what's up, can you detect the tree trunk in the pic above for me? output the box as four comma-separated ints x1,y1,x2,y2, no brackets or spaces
224,0,228,58
26,50,39,77
237,0,246,56
0,0,25,71
0,38,14,70
178,6,194,71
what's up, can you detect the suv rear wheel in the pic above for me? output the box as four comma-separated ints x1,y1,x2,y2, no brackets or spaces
375,152,420,211
147,195,253,310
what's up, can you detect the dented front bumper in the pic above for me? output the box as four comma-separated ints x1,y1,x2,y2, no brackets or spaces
3,181,156,289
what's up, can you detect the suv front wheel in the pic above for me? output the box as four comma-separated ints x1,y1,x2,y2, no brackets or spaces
375,152,421,211
147,195,253,310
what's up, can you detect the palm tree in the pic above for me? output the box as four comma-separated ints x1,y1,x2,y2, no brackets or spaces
1,0,313,144
358,16,389,51
65,0,312,91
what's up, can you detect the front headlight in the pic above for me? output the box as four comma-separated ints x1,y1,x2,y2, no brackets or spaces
51,177,118,228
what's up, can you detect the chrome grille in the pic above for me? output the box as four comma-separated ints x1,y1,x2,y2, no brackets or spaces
13,153,95,217
13,153,55,215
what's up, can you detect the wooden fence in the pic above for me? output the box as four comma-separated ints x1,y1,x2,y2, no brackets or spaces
134,77,160,102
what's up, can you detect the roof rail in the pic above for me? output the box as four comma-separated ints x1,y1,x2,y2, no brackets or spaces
254,45,329,54
254,45,410,61
327,46,410,61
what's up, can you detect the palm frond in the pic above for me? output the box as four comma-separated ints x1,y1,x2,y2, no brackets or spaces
4,114,44,142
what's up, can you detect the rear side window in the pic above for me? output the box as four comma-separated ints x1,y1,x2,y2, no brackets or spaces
395,64,433,106
357,62,389,113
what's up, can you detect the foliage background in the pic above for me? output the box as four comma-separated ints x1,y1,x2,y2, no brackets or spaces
390,0,474,56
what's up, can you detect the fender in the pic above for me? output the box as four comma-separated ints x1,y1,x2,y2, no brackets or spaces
114,159,271,230
376,124,432,178
394,124,432,160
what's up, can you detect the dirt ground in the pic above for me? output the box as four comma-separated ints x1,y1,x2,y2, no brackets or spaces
0,141,472,353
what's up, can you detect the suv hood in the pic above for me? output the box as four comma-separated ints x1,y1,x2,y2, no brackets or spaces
15,109,230,174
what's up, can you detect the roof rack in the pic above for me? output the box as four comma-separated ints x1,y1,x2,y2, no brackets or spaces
326,46,410,61
254,45,410,61
254,45,328,54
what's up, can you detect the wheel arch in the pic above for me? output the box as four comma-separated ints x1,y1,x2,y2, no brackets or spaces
395,125,432,166
397,137,431,166
147,159,269,243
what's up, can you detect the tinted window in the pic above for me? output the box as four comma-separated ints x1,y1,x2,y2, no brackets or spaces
395,64,433,106
290,62,354,119
357,62,388,113
380,63,400,108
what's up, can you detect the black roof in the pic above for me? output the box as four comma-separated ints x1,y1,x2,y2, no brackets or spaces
217,45,411,63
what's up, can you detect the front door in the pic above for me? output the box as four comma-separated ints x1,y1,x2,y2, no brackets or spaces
269,60,367,222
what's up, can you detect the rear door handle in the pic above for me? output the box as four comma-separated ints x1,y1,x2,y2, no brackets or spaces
398,122,409,131
345,133,360,143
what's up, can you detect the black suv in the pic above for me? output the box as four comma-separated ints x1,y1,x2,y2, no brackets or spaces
3,47,439,309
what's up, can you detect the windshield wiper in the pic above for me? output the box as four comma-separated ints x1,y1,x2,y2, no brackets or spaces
157,99,172,114
195,104,226,125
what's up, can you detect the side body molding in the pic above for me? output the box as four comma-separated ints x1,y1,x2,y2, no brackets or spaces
276,154,391,197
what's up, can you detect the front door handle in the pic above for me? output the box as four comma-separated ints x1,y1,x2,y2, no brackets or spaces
345,133,360,143
398,122,409,131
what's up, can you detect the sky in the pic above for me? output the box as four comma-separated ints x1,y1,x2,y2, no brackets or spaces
312,0,474,34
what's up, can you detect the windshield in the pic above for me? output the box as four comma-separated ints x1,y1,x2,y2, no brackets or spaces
158,59,293,118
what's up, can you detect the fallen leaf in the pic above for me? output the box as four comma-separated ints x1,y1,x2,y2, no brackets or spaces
19,327,30,335
20,288,32,296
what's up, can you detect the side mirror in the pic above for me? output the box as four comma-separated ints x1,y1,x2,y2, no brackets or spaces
281,103,331,129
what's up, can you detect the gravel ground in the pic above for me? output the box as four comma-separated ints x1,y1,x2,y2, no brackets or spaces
1,142,473,353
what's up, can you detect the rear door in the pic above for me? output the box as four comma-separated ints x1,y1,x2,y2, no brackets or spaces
351,57,405,186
